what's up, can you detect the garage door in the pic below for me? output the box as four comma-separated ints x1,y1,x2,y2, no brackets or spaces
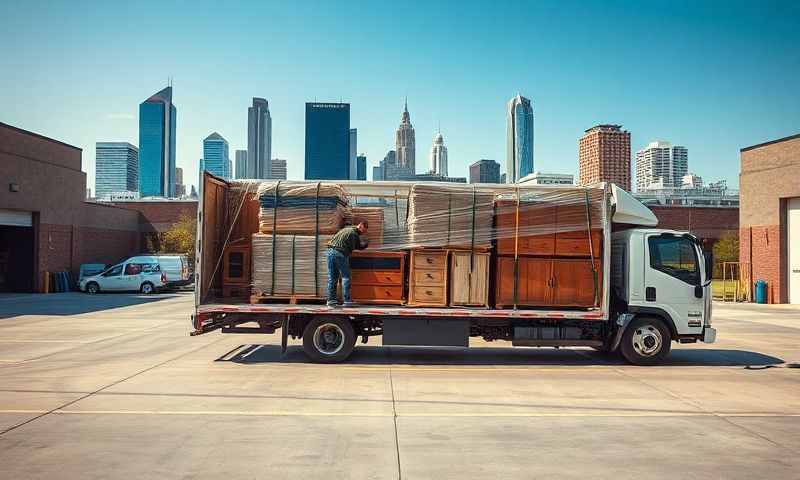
0,209,32,227
789,198,800,304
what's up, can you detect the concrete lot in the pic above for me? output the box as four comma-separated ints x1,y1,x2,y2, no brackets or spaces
0,292,797,479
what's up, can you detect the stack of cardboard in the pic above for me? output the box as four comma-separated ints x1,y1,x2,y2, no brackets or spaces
251,233,331,298
349,206,385,249
257,182,350,235
407,184,494,249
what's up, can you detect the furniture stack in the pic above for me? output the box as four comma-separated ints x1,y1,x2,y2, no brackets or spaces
407,250,449,306
493,190,603,308
257,182,350,235
406,184,494,250
251,233,331,299
350,206,385,249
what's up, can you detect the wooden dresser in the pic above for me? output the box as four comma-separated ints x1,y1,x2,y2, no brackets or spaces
449,251,490,307
495,257,602,308
350,251,406,305
408,250,448,306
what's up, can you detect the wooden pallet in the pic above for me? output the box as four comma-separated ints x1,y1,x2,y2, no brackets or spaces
250,294,327,305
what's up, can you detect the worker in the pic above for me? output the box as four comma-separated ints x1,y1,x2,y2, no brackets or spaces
326,220,369,306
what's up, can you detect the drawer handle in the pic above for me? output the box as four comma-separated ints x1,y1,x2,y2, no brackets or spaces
425,290,433,295
425,273,433,279
385,290,392,296
385,276,393,282
426,258,433,264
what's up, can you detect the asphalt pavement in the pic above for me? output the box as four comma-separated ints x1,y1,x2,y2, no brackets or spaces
0,292,797,479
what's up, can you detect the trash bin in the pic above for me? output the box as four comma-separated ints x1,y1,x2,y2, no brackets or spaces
754,280,768,304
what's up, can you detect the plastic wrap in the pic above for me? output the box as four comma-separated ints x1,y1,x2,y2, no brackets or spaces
210,179,609,305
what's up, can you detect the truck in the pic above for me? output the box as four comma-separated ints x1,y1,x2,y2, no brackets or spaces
190,173,716,366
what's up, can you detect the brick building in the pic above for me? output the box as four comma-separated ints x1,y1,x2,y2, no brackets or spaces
102,199,197,249
739,133,800,304
578,125,631,191
0,122,140,292
649,205,739,249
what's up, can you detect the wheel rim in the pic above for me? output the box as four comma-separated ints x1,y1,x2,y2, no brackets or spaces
142,284,152,294
632,324,663,357
88,284,97,293
312,323,345,356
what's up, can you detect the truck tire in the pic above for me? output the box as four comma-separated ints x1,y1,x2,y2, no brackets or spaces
620,316,671,366
302,317,356,363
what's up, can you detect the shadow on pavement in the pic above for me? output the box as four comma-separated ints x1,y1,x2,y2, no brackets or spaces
217,344,784,367
0,292,184,319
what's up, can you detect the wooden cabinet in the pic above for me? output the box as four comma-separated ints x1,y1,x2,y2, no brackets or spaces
408,250,448,306
221,240,251,299
349,251,406,305
449,251,490,307
495,256,601,308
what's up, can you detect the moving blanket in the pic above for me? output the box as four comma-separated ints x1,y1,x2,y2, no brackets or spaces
251,233,331,297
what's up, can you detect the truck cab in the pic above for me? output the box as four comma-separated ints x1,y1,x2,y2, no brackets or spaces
610,228,716,364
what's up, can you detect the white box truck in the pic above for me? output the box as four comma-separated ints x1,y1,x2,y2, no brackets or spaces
191,173,716,365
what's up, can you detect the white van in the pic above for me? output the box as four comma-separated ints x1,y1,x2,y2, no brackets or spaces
79,256,166,294
153,254,191,287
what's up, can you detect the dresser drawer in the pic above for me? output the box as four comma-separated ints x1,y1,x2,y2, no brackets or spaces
410,285,446,305
412,251,447,269
351,285,403,302
351,270,403,285
412,268,446,285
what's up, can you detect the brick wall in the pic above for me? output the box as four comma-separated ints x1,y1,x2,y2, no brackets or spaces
650,206,739,244
105,201,198,233
739,225,781,303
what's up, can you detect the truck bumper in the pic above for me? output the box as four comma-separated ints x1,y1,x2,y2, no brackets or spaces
702,327,717,343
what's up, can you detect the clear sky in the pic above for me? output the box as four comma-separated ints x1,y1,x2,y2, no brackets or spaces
1,0,798,193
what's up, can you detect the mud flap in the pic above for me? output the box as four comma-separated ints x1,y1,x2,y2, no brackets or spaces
281,316,289,355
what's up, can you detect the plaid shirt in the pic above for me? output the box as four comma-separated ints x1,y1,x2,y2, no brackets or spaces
327,226,367,256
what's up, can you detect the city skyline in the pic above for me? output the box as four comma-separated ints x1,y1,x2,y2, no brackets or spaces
2,1,797,193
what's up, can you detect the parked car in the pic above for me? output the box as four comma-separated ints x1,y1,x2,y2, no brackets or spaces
79,256,166,294
152,254,191,288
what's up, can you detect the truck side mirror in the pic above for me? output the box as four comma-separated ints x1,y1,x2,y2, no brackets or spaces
694,285,704,299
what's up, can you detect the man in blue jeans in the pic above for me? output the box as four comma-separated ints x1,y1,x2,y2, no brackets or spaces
326,221,369,306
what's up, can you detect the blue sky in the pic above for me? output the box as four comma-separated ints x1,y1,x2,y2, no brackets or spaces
1,0,798,192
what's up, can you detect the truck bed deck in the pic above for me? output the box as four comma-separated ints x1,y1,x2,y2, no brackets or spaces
197,303,607,320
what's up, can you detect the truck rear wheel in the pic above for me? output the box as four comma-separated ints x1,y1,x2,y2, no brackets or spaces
620,317,671,366
302,317,356,363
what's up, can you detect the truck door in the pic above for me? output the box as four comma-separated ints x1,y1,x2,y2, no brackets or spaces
644,234,704,335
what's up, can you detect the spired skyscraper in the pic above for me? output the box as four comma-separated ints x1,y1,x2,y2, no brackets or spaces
305,102,350,180
201,132,230,179
395,99,415,174
95,142,138,199
506,94,534,183
429,132,448,176
139,86,176,197
247,98,272,179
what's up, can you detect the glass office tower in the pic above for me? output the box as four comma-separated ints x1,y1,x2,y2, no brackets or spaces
304,102,350,180
139,86,176,197
506,94,534,183
356,154,367,180
95,142,139,199
202,132,230,179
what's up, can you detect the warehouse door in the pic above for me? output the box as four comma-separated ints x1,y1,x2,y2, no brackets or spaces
788,198,800,304
0,209,35,292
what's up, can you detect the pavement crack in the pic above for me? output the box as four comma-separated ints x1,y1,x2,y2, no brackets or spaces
0,335,227,436
388,347,402,480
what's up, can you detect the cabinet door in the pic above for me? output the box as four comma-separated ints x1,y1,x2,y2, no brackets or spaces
495,257,551,306
551,259,601,307
450,252,489,305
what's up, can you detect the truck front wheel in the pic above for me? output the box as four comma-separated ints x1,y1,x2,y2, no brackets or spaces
302,317,356,363
620,317,671,366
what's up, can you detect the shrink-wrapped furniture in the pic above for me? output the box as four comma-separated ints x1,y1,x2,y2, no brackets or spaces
251,233,331,299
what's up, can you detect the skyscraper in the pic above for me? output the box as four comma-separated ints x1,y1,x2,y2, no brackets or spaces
349,128,357,179
202,132,230,178
635,141,689,191
270,158,287,180
578,124,631,191
247,98,272,179
357,154,367,181
305,102,350,180
95,142,138,199
469,159,501,184
139,86,176,197
175,167,186,197
506,94,534,183
396,99,416,174
235,150,247,179
429,132,448,176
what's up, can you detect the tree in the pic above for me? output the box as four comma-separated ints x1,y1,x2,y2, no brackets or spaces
159,213,196,264
713,231,739,278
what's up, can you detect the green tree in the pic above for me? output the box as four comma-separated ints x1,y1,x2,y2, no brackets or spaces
160,213,196,264
713,231,739,278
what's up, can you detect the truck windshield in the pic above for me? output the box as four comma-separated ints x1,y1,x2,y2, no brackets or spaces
648,235,700,285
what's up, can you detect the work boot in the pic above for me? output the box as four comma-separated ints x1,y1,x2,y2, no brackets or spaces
342,301,355,307
326,300,338,307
